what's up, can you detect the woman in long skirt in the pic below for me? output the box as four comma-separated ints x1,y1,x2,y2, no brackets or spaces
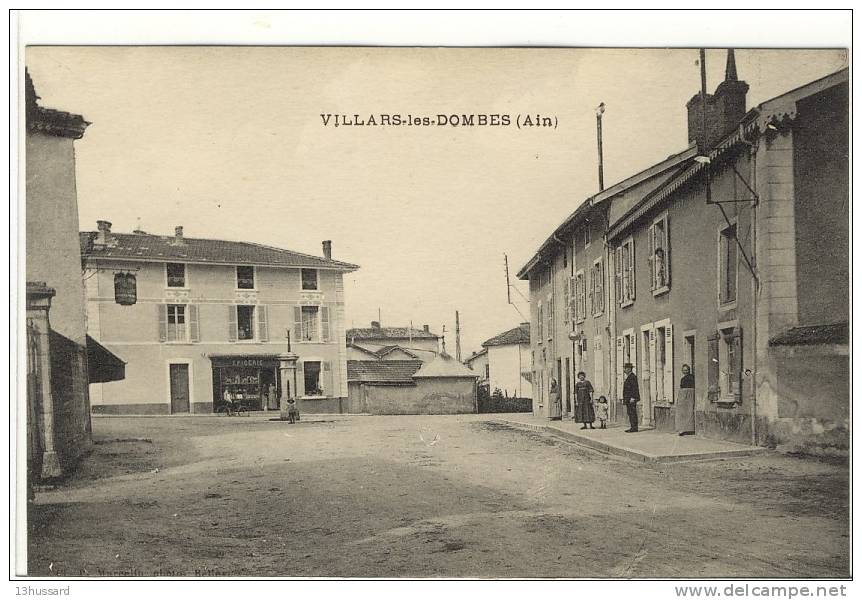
574,371,596,429
675,364,696,435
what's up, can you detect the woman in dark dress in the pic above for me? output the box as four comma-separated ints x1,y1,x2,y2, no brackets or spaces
574,371,596,429
675,364,696,435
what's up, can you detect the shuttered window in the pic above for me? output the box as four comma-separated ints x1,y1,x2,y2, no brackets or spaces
649,213,670,293
617,237,635,306
707,332,720,403
257,305,269,341
320,306,330,342
188,305,200,342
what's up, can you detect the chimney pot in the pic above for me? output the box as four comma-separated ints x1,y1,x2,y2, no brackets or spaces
175,226,184,238
322,240,332,260
94,220,112,245
423,324,430,333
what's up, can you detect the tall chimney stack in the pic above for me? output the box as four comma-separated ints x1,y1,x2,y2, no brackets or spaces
94,220,112,246
686,49,749,151
322,240,332,260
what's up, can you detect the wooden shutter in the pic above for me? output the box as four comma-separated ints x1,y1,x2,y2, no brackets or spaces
629,241,636,301
228,305,237,342
322,361,331,396
188,304,200,342
588,268,595,316
593,336,604,397
321,305,331,342
563,278,570,324
648,224,655,290
648,327,657,406
294,306,303,342
548,294,554,339
537,301,543,339
615,336,624,401
731,327,743,403
664,215,671,288
614,246,622,305
707,332,720,402
158,304,168,342
664,323,674,403
257,305,269,341
630,333,637,379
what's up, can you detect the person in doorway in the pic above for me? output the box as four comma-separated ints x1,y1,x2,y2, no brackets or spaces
595,395,610,429
549,378,562,420
675,364,696,436
222,386,233,412
622,362,640,433
574,371,595,429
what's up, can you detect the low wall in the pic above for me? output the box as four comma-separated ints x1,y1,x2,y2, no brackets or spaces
349,378,476,415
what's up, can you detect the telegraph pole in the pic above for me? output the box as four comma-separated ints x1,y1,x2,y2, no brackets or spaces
455,311,462,362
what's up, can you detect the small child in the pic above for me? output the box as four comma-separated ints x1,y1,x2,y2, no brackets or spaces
287,398,300,424
595,395,610,429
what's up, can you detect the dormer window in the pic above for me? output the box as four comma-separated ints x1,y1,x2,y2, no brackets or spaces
166,263,186,288
301,268,318,291
236,266,255,290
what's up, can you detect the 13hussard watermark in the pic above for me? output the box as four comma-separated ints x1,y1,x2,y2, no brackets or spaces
320,113,558,128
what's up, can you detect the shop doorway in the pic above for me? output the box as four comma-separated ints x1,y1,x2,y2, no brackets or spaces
211,356,280,412
169,363,190,414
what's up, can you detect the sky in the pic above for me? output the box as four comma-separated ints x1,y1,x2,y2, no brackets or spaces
25,47,848,354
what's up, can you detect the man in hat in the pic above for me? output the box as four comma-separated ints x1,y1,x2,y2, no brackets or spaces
622,362,640,433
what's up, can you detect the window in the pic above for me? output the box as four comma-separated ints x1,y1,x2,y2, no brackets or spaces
485,364,490,379
301,268,318,291
237,305,255,340
236,266,255,290
718,224,738,305
574,270,586,322
537,301,544,342
615,237,635,306
583,222,591,248
649,214,670,293
708,327,743,403
591,258,605,316
303,361,322,396
166,304,186,341
166,263,186,288
294,305,325,342
546,293,554,340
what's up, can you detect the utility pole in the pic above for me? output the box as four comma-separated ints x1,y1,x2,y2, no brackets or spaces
455,311,462,362
700,48,712,204
596,102,605,191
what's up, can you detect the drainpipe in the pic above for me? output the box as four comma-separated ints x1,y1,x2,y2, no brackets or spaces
750,146,759,446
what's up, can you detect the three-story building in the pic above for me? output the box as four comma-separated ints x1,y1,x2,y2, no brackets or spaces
82,222,359,414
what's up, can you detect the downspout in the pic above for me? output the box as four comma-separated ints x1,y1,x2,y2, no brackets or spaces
750,145,759,446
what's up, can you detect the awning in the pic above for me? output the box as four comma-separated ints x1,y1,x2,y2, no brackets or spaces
86,335,126,383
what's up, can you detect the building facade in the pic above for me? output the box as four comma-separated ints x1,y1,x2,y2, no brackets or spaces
480,323,532,399
463,348,489,387
82,223,358,415
25,71,125,479
517,53,848,447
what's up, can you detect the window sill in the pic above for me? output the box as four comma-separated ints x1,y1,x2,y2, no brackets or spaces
591,311,604,318
713,397,741,408
301,288,320,292
165,287,189,291
235,288,258,292
163,340,194,345
300,395,329,400
718,301,737,312
652,285,670,297
620,300,634,309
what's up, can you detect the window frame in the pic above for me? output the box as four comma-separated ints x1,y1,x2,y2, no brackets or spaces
166,303,188,343
236,265,256,291
301,268,319,291
618,236,636,308
650,212,671,296
717,219,739,310
165,263,187,289
300,305,320,343
236,304,256,341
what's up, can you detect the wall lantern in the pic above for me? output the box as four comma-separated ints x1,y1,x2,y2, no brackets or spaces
114,272,138,306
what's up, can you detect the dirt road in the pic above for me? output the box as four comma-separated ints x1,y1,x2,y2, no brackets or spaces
27,414,849,578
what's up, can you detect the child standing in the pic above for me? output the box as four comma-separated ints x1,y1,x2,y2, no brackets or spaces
595,395,610,429
287,398,300,424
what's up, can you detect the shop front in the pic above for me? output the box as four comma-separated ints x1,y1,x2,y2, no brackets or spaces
211,355,281,412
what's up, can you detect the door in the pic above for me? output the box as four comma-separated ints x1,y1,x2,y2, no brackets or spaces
169,364,190,414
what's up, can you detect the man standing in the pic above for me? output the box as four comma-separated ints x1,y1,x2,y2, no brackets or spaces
622,362,640,433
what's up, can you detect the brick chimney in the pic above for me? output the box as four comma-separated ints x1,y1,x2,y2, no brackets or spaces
170,225,186,246
322,240,332,260
423,324,430,333
686,49,749,151
371,320,381,329
94,220,112,246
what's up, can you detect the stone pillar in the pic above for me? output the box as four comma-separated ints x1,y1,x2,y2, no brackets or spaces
26,283,62,479
278,352,299,421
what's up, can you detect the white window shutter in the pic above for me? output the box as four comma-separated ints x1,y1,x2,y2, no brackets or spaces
189,304,200,342
158,304,168,342
588,268,595,315
664,215,671,288
629,241,636,301
321,306,330,342
615,336,624,401
258,305,269,341
648,327,657,405
228,305,238,342
614,247,622,305
294,306,303,342
664,323,674,404
648,224,656,290
322,360,331,396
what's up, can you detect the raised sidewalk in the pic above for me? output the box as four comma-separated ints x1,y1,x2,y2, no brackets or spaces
494,413,767,463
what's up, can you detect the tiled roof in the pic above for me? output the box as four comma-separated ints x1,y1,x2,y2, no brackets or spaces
347,360,423,383
769,322,848,347
347,326,439,340
483,323,530,347
80,231,359,271
414,352,478,378
375,345,419,359
26,70,89,139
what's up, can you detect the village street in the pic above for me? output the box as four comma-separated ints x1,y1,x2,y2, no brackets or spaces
29,414,848,578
